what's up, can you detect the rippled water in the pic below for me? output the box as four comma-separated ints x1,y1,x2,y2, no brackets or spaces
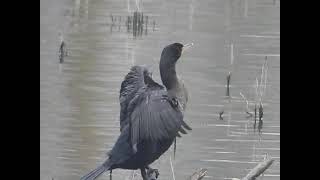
40,0,280,179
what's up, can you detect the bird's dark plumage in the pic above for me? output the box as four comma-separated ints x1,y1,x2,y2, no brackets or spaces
81,43,191,180
119,65,163,131
127,88,191,149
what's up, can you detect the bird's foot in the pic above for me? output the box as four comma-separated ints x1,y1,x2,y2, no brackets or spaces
146,168,159,180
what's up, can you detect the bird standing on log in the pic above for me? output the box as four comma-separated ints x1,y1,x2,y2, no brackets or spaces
81,42,193,180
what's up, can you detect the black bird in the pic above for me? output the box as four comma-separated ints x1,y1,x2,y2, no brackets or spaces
80,43,193,180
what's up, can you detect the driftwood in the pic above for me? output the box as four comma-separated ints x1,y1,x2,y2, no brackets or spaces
145,167,208,180
146,157,274,180
187,168,208,180
241,157,274,180
50,157,274,180
187,157,274,180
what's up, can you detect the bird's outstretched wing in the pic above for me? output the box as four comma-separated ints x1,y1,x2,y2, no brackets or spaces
126,89,191,151
119,65,163,131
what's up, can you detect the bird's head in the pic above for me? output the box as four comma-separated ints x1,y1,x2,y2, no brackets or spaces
159,42,193,90
160,42,193,64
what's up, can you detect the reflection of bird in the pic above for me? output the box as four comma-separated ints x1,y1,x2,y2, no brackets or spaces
81,43,192,180
240,92,253,118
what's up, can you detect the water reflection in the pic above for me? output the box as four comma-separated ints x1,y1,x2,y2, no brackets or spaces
58,32,68,64
108,11,156,37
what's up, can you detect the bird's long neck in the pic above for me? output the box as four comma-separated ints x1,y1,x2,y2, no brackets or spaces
159,55,188,111
160,59,179,91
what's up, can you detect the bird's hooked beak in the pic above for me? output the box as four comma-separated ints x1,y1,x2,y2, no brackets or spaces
182,43,194,54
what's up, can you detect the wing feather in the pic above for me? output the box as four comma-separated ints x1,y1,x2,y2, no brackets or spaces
119,65,163,131
128,90,191,148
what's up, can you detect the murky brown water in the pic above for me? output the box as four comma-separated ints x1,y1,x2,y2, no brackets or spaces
40,0,280,179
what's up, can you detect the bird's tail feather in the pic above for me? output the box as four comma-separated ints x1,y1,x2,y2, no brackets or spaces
80,162,110,180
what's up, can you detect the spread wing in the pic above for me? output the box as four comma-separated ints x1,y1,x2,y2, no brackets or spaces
119,65,163,131
127,89,192,150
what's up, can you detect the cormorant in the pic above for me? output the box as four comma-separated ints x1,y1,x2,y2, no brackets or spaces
80,43,193,180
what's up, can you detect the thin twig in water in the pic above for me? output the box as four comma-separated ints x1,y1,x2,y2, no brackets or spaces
257,58,267,135
239,92,249,109
259,62,265,101
226,72,231,97
240,92,252,117
255,78,259,103
240,92,252,134
253,77,259,133
253,104,257,133
263,60,268,99
169,156,176,180
258,103,263,135
259,57,268,103
227,43,234,98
